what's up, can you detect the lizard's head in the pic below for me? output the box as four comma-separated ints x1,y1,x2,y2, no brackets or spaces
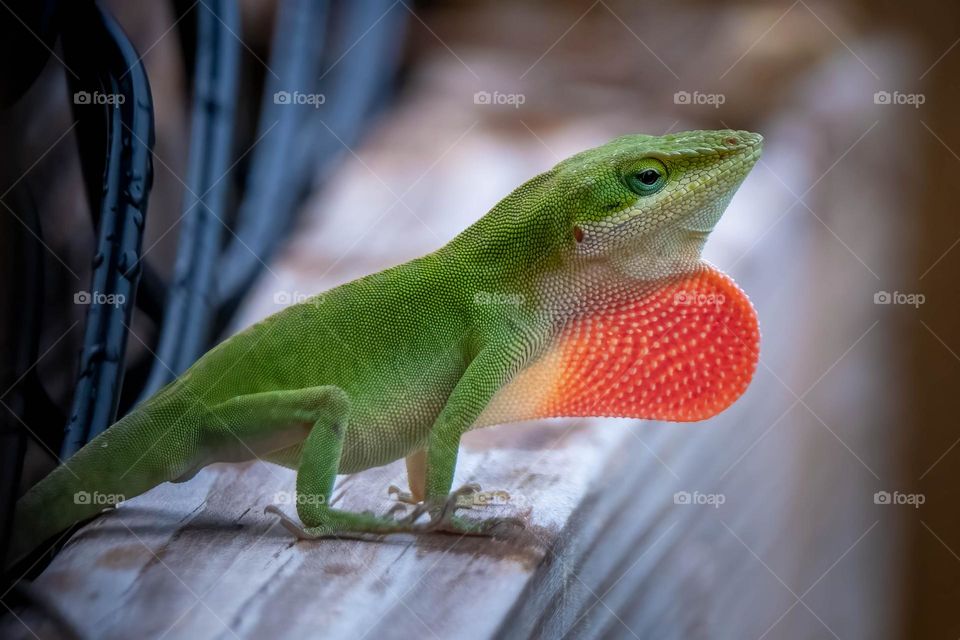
555,129,762,279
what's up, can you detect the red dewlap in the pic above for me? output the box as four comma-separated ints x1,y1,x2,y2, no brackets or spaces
544,265,760,422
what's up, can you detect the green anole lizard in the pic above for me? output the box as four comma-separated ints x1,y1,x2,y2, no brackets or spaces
8,129,762,566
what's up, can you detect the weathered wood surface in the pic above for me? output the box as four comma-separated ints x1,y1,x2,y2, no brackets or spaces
8,422,692,640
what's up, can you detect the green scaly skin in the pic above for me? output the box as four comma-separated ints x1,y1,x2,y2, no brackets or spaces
8,129,762,564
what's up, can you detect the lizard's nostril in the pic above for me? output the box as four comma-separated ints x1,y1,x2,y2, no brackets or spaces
724,136,739,146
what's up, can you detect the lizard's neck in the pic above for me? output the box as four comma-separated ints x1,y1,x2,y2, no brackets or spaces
534,257,710,323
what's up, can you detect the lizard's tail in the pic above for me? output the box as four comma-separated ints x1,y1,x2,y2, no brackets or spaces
6,394,201,569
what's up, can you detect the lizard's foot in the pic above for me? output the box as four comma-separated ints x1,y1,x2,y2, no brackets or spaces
265,504,399,540
387,484,421,505
403,483,525,537
398,482,479,525
265,484,525,541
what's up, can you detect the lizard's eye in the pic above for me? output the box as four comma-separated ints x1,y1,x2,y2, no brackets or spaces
637,169,660,185
624,159,667,195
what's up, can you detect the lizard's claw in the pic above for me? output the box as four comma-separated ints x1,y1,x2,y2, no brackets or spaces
406,483,525,536
391,482,477,526
265,504,324,540
437,482,481,519
397,498,435,525
387,484,420,505
385,501,409,518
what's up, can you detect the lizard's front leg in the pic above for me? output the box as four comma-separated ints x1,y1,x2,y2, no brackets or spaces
409,349,527,536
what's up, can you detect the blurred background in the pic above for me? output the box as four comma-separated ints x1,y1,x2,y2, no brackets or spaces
1,0,959,638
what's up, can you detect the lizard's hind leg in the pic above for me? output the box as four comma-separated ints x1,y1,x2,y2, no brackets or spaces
215,385,438,538
208,386,413,537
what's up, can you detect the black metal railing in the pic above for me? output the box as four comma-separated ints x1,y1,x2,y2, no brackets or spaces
1,0,407,573
59,1,155,456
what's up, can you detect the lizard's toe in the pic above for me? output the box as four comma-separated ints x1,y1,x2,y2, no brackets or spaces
265,505,318,539
387,484,421,505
